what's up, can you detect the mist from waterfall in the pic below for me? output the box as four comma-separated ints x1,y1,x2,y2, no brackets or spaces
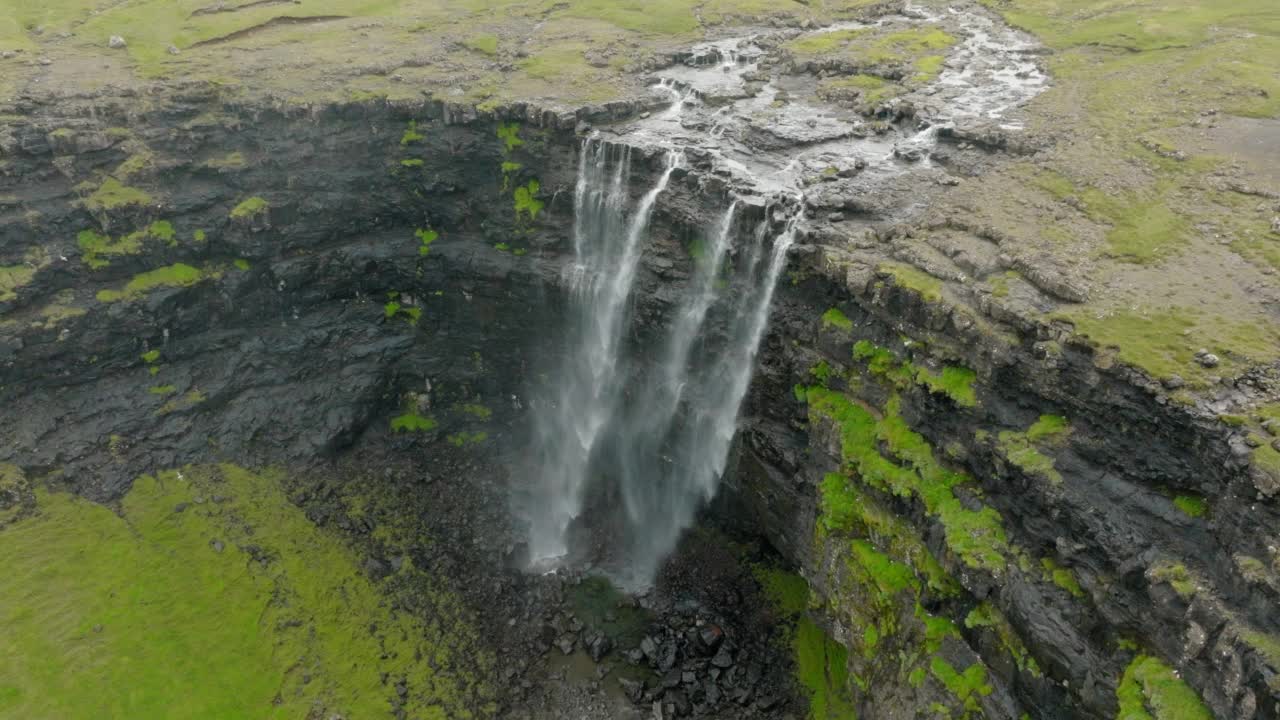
525,136,797,586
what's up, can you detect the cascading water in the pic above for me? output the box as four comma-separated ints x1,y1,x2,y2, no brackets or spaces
526,138,682,565
525,134,801,585
614,209,801,584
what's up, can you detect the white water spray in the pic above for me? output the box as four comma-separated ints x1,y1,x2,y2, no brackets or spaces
527,138,681,564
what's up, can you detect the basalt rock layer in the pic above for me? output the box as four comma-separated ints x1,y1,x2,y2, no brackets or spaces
2,22,1279,720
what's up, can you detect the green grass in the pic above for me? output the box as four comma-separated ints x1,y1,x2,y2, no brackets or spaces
156,390,206,416
1041,557,1085,598
495,122,523,153
964,603,1041,677
513,179,543,221
140,350,160,364
446,431,487,447
929,656,992,713
998,434,1061,484
400,158,424,168
818,74,900,105
415,228,438,256
383,299,422,325
810,360,834,386
1149,562,1195,599
1103,196,1187,263
1172,495,1207,518
389,413,437,433
755,568,856,720
996,416,1070,485
790,28,866,56
76,229,139,270
77,222,177,269
879,263,942,302
914,366,977,408
850,539,917,596
1064,308,1279,385
804,387,1009,573
400,120,425,146
82,178,153,212
463,34,498,55
0,465,488,719
789,25,956,73
795,616,857,719
1252,443,1280,488
818,474,958,596
229,196,268,220
821,307,853,332
96,264,213,303
0,264,36,302
1115,655,1212,720
1026,415,1070,443
147,384,176,396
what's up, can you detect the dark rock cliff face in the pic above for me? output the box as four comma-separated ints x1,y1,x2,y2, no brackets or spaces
2,97,1277,720
0,97,589,498
727,243,1280,718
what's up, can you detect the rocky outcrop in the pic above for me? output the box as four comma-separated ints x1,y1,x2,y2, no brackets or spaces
724,240,1280,718
0,95,592,498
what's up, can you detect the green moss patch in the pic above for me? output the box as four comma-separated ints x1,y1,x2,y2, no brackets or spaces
996,415,1071,485
1149,562,1196,599
156,390,206,416
390,413,438,433
1172,495,1207,518
0,264,36,302
821,307,854,332
964,603,1041,677
82,178,153,212
496,122,523,153
77,221,179,269
416,228,439,256
756,568,856,720
513,179,544,221
1116,655,1212,720
400,120,425,146
930,656,992,712
446,431,488,447
96,264,215,303
804,387,1008,573
229,196,268,220
0,465,489,719
818,74,901,105
76,230,140,269
914,366,977,408
878,262,942,302
1040,557,1085,598
849,339,976,407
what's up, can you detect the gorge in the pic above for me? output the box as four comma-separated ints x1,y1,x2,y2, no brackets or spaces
2,1,1280,719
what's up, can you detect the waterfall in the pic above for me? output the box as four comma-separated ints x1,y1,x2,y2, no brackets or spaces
525,136,798,586
617,210,800,584
527,138,680,564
